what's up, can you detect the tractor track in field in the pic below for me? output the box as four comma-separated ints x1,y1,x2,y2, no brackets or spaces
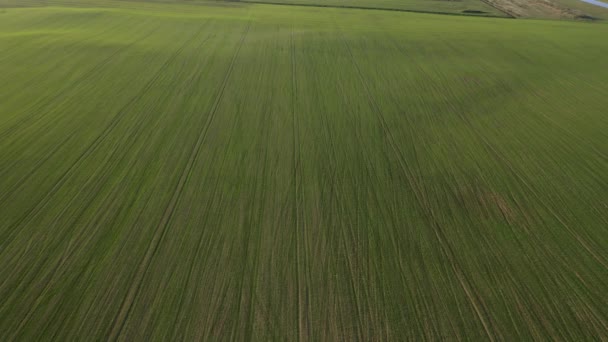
335,24,499,341
0,132,76,206
2,27,218,339
445,44,608,163
136,30,241,340
0,14,139,88
0,13,92,64
288,40,359,336
0,26,213,323
380,35,608,336
476,203,608,335
330,158,384,338
323,122,388,336
0,23,204,252
529,91,608,163
237,66,274,341
0,22,159,141
290,24,311,342
0,16,117,73
447,172,607,336
242,0,513,18
306,42,369,337
38,28,216,235
321,130,380,338
107,19,252,341
170,110,239,340
453,112,608,332
321,127,365,340
355,131,411,338
198,67,269,340
377,31,504,336
428,43,608,269
454,111,608,270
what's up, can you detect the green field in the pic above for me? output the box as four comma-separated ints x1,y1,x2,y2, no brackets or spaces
239,0,508,16
0,0,510,16
554,0,608,18
1,0,608,340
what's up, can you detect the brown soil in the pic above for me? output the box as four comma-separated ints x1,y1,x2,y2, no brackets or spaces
455,186,519,224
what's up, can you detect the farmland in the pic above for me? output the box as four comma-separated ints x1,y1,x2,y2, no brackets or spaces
1,0,608,340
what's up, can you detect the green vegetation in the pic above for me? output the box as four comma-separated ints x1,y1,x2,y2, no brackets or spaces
240,0,507,16
554,0,608,18
1,0,607,340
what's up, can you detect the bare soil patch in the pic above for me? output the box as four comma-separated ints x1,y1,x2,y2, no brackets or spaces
482,0,594,19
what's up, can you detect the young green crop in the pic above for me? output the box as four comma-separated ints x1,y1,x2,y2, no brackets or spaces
0,1,607,340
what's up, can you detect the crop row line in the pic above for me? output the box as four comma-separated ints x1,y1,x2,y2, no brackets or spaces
181,116,241,340
334,22,499,341
0,22,202,256
107,18,253,341
160,32,251,342
0,28,181,251
0,21,215,338
383,32,608,337
306,36,368,337
7,26,219,341
0,19,158,141
290,23,310,342
0,11,112,65
0,15,115,80
454,111,608,270
431,41,607,270
243,0,513,19
453,109,608,333
0,132,76,206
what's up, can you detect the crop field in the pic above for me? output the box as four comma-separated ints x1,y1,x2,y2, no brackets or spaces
238,0,508,16
0,0,509,16
554,0,608,18
1,0,608,340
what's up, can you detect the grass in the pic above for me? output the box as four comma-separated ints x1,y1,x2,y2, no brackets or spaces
0,0,509,16
554,0,608,18
238,0,508,16
0,0,607,340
